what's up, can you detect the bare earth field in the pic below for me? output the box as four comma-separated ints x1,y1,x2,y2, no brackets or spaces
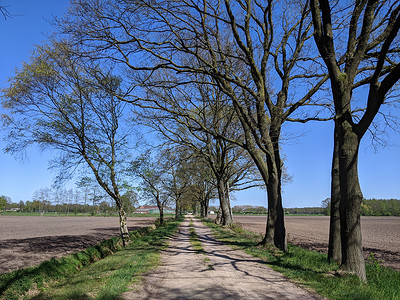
0,216,156,274
228,215,400,271
1,215,399,275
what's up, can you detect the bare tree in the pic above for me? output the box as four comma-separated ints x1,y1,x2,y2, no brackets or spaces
138,80,265,225
157,147,192,219
1,41,132,245
57,0,332,250
131,152,171,225
310,0,400,281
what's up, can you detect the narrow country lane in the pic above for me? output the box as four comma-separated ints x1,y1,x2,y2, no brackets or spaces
122,216,323,300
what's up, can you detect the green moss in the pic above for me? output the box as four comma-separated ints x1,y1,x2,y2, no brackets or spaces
338,72,347,82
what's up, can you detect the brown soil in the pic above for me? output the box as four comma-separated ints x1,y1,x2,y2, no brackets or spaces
122,216,324,300
219,215,400,271
0,216,157,274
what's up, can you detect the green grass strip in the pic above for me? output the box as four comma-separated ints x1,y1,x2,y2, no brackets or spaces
1,217,182,299
188,219,206,255
202,218,400,300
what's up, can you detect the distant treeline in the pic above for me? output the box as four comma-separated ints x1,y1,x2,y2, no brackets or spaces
321,198,400,216
360,199,400,216
285,207,326,215
232,205,268,214
231,199,400,216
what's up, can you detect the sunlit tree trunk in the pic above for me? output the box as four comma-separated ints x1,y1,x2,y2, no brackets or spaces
338,120,366,281
328,125,341,264
217,178,233,226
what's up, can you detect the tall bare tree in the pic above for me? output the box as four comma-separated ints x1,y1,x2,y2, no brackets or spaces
157,147,192,219
1,41,132,245
310,0,400,281
138,80,264,225
57,0,331,249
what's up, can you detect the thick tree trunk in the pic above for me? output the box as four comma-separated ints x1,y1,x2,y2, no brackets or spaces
175,198,180,219
261,174,286,251
338,121,366,282
156,195,164,225
217,178,233,226
204,196,209,219
328,124,341,264
159,206,164,226
258,133,287,251
215,206,222,224
200,195,206,218
199,194,209,218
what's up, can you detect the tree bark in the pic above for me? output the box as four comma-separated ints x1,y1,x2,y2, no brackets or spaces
155,193,164,225
254,127,287,251
261,170,286,251
217,178,233,226
175,198,181,219
338,120,366,282
114,197,129,246
215,206,223,225
328,124,341,264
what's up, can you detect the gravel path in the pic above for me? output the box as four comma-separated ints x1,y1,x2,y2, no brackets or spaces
123,216,323,300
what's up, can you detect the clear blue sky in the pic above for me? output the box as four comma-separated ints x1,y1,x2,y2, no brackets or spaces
1,1,399,208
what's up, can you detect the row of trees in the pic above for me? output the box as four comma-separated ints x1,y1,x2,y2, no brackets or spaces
1,186,138,215
2,0,399,282
361,199,400,216
323,198,400,216
232,205,268,214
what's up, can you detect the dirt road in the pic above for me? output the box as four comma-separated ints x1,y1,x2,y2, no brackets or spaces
123,216,322,300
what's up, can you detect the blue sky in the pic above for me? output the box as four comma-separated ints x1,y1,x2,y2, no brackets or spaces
1,1,399,208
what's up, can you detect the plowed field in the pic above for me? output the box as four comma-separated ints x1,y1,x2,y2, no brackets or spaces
1,215,399,274
0,216,156,274
224,215,400,271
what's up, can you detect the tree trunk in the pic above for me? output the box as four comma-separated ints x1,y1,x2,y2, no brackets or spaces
200,195,206,218
258,134,286,251
261,175,286,251
338,121,366,282
204,196,209,219
217,178,233,226
156,194,164,225
193,202,198,215
215,206,222,225
159,206,164,226
328,124,341,264
175,198,180,219
115,198,129,246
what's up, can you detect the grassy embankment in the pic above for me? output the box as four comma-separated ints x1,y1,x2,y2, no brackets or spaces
203,218,400,300
0,217,182,299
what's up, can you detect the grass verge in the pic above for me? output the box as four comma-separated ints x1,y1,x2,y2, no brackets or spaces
0,217,182,299
203,218,400,300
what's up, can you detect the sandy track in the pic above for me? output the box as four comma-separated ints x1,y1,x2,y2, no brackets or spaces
0,216,156,274
123,216,322,300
